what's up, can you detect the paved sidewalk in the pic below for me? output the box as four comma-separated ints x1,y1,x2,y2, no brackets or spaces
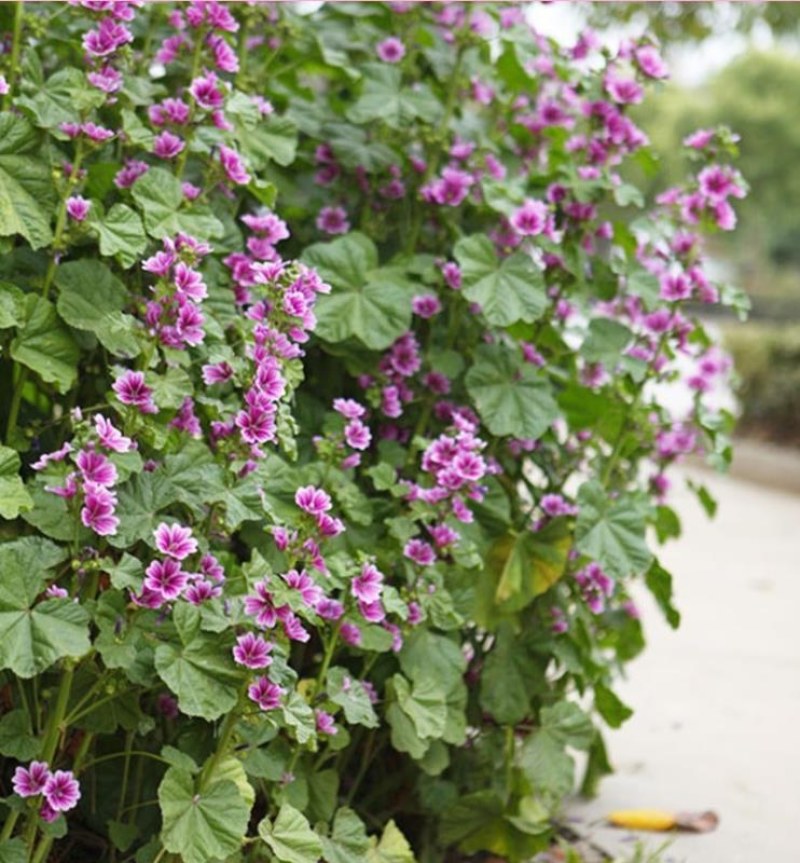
566,467,800,862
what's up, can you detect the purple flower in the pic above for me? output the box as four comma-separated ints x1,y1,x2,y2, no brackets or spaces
153,130,185,159
202,361,234,385
376,37,406,63
31,442,72,471
43,771,81,812
233,632,274,668
340,622,362,646
316,598,344,620
423,166,473,207
173,263,207,301
76,449,117,486
316,206,349,235
0,75,8,96
114,159,149,189
411,294,442,319
404,538,436,566
244,580,277,628
510,198,548,236
81,482,119,536
219,145,250,185
315,709,338,735
283,569,323,608
83,17,133,56
604,74,644,105
295,485,332,516
684,128,715,150
12,762,51,798
87,66,123,93
344,419,371,451
66,196,91,222
189,72,224,110
94,414,133,452
144,558,189,600
82,122,115,142
112,370,157,414
332,398,366,420
248,677,283,711
154,522,198,560
208,33,239,73
635,45,668,79
352,563,383,604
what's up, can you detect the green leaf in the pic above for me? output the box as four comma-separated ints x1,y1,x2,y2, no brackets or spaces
480,623,544,725
163,442,226,514
367,820,416,863
575,481,653,579
321,808,370,863
0,538,89,678
0,282,26,328
154,630,241,721
109,472,177,548
391,673,447,740
159,768,252,863
348,64,440,130
627,269,660,308
89,203,148,269
581,318,633,366
645,558,681,629
281,691,316,744
0,113,56,249
107,820,139,853
258,803,322,863
11,295,79,392
55,259,140,357
594,684,633,729
466,345,559,439
399,630,466,690
687,478,718,518
0,445,32,519
455,235,546,327
0,709,39,760
17,68,105,128
519,703,593,799
131,168,224,241
326,666,379,728
303,233,412,350
236,115,298,169
0,839,27,863
491,521,571,612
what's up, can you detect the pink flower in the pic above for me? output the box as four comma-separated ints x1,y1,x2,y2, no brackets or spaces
153,130,185,159
114,159,149,189
283,569,323,608
683,128,715,150
604,75,644,105
31,442,72,471
376,37,406,63
510,198,548,236
202,361,233,385
66,196,91,222
189,72,224,110
82,122,115,142
242,211,289,243
83,17,133,56
333,398,366,420
13,762,51,797
88,66,123,93
94,414,133,452
352,563,383,604
344,420,371,450
154,522,198,560
635,45,668,79
233,632,273,668
208,33,239,73
340,622,362,646
423,166,473,207
404,538,436,566
112,370,157,414
295,485,332,516
244,580,277,628
313,709,338,737
81,482,119,536
248,677,283,711
0,75,8,96
411,294,442,318
43,770,81,812
76,449,117,486
144,558,189,601
316,206,349,235
219,145,250,185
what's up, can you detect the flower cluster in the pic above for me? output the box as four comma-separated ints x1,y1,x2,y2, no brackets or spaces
13,762,81,823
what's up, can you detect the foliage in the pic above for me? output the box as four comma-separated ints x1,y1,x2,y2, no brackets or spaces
0,3,742,863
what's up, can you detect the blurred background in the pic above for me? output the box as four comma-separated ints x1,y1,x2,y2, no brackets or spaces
536,0,800,449
528,5,800,863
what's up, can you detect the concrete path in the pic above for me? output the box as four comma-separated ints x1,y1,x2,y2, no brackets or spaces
566,467,800,862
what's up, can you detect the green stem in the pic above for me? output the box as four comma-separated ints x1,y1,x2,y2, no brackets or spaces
62,689,124,727
40,667,74,764
79,749,169,773
3,2,24,111
176,29,206,180
313,622,341,698
4,366,26,445
235,15,250,87
200,703,241,790
0,811,20,843
115,733,134,825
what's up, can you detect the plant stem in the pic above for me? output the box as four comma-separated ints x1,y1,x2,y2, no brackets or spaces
313,623,340,698
3,1,24,111
176,29,206,180
40,667,74,764
200,703,241,789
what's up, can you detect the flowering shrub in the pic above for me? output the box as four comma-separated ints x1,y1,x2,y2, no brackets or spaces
0,3,745,863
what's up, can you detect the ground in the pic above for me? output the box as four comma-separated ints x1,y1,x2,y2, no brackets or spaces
566,458,800,862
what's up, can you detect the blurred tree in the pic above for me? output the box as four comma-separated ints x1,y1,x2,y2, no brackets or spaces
586,2,800,46
637,51,800,273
